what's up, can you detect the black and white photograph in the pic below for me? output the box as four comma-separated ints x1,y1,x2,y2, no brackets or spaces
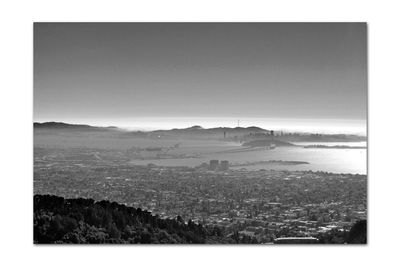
33,22,367,244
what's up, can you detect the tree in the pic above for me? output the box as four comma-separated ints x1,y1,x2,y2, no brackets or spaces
176,215,184,224
347,220,367,244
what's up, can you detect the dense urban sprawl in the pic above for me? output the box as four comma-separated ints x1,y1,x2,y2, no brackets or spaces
34,147,367,243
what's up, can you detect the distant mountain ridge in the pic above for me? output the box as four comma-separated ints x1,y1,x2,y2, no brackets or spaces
33,122,366,142
34,122,268,134
157,125,268,133
34,122,117,130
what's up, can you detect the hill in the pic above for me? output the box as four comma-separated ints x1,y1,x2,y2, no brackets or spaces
34,194,235,244
34,122,118,131
277,133,366,142
242,139,295,147
149,126,269,139
34,194,366,244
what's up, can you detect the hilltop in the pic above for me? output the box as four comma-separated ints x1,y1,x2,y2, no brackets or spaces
34,122,118,131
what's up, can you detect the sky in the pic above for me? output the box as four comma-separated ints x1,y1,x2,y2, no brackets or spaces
34,23,367,134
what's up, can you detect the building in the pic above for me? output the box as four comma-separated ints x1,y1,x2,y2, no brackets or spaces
220,160,229,171
209,160,219,170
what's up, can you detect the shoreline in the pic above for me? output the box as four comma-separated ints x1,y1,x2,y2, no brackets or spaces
126,163,367,177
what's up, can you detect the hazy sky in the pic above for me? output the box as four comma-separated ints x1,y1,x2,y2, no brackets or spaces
34,23,367,133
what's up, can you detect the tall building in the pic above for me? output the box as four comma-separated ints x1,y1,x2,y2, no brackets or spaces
209,160,219,170
220,160,229,171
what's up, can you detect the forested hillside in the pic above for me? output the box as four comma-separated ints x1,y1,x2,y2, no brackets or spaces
34,194,366,244
34,194,235,244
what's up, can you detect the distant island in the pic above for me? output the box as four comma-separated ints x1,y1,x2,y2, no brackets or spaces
230,160,309,167
303,145,366,149
242,139,295,148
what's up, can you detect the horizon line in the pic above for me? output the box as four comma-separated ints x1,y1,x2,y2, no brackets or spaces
33,120,367,136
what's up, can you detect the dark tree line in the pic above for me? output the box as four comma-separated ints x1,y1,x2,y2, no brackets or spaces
34,194,211,244
34,194,366,244
316,219,366,244
347,220,367,244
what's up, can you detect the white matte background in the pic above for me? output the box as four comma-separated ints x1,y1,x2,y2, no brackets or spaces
0,0,399,265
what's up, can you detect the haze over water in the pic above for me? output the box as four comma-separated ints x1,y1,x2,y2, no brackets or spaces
35,117,367,136
34,23,367,175
128,140,367,175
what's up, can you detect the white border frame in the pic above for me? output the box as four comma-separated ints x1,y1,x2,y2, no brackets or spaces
1,0,400,265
